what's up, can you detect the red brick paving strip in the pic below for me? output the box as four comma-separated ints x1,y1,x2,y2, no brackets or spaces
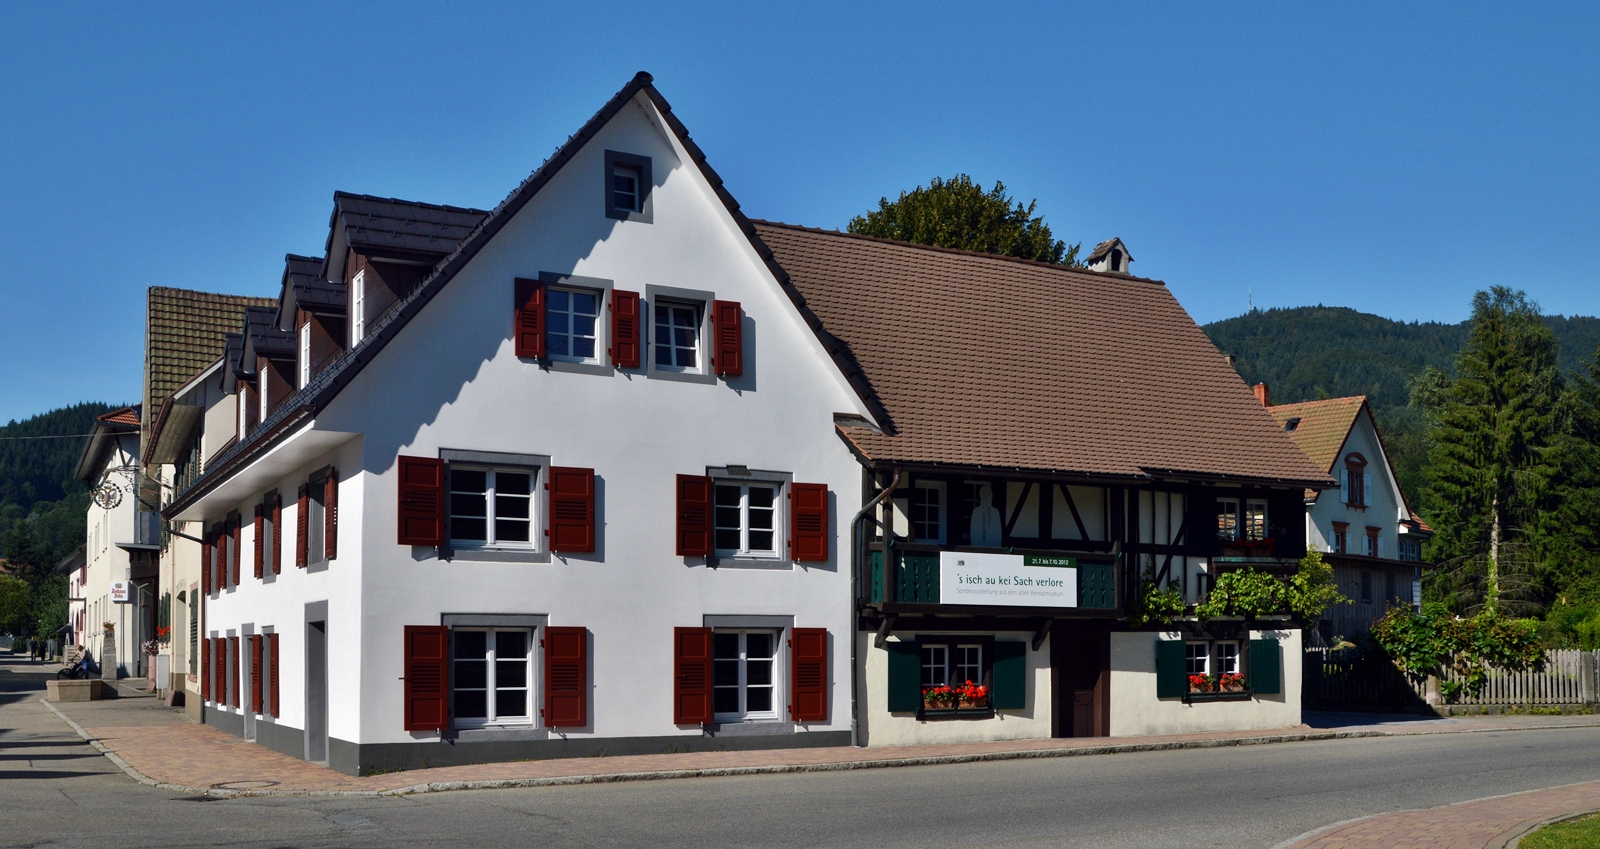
1281,782,1600,849
73,716,1431,795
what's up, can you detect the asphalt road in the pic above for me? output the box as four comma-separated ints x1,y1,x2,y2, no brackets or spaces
5,658,1600,849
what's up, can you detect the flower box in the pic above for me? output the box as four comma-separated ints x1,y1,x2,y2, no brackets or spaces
958,696,989,709
1188,674,1216,693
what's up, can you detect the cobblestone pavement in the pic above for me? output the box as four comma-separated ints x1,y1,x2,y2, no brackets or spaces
1280,781,1600,849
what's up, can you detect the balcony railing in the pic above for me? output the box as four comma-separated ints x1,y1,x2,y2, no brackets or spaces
866,544,1120,610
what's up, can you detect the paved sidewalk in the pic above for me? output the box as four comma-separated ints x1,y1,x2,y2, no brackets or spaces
1279,781,1600,849
39,690,1600,801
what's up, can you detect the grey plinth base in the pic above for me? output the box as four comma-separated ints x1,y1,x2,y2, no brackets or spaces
100,633,117,681
47,680,110,701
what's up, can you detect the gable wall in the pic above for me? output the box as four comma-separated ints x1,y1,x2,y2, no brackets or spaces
1306,408,1406,557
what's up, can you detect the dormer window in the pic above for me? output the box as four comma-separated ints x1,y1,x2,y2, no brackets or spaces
350,269,366,346
259,370,269,423
238,390,249,440
299,321,311,388
1284,417,1301,432
603,151,652,223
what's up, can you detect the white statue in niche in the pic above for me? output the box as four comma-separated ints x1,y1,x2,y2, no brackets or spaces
969,484,1002,547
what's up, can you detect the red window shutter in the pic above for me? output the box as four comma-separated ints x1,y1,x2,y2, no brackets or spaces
230,636,240,709
397,456,446,546
789,483,829,562
296,484,309,568
268,632,281,718
789,627,828,722
542,626,588,728
253,505,264,579
250,635,263,714
403,625,450,732
546,467,595,553
201,638,211,701
711,299,743,376
673,627,713,725
514,277,546,359
231,515,242,586
324,468,338,561
676,475,713,557
271,495,282,575
202,536,213,595
609,289,641,368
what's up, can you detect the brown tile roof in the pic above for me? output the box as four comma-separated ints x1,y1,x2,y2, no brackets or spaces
1266,396,1366,472
754,222,1333,485
96,406,141,426
144,287,277,420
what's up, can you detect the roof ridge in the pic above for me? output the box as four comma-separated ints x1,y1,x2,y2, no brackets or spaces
749,219,1167,286
1268,395,1368,411
332,190,492,216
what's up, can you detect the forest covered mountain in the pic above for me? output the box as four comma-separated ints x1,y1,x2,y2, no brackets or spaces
0,402,121,565
1203,306,1600,502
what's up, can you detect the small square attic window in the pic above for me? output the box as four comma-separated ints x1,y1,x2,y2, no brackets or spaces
604,150,652,223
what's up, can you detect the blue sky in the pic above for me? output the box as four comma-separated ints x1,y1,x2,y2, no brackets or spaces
2,2,1597,424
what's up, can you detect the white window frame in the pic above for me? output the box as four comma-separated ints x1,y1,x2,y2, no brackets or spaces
712,629,781,723
451,627,535,729
952,643,983,686
1186,641,1210,675
1215,641,1240,675
1243,499,1268,541
713,480,782,558
299,321,311,388
238,391,249,441
611,164,641,213
909,480,946,544
921,644,949,688
1216,498,1240,541
258,370,269,423
652,298,704,372
447,465,539,551
350,269,366,346
546,285,603,364
305,478,325,565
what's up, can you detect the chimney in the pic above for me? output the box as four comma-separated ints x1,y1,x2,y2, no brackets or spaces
1253,383,1270,407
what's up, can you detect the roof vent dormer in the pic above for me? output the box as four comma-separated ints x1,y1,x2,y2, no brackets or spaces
1086,238,1133,274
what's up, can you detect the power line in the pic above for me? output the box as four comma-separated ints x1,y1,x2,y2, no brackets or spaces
0,433,95,441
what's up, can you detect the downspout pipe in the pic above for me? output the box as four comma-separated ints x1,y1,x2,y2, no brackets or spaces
849,467,902,748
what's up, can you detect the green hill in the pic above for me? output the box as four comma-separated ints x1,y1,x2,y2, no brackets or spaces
1202,307,1600,502
0,402,122,564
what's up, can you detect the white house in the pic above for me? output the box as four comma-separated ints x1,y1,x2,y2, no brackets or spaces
164,73,871,775
73,406,155,677
1266,393,1431,638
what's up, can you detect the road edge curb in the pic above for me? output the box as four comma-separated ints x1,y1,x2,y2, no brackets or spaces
32,699,1600,799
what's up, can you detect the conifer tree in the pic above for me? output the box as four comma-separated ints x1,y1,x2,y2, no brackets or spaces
1422,287,1561,613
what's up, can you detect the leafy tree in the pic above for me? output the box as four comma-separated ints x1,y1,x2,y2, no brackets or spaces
1420,288,1561,614
1196,568,1284,619
1286,550,1346,621
0,575,29,635
849,175,1082,266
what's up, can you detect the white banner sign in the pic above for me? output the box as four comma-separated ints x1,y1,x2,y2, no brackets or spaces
110,581,132,604
938,552,1077,608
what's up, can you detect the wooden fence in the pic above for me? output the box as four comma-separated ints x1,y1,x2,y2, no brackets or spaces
1304,648,1600,708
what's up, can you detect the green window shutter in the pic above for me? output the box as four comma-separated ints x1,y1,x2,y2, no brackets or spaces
1249,637,1282,695
991,641,1027,709
886,639,922,712
1155,639,1187,699
869,551,883,603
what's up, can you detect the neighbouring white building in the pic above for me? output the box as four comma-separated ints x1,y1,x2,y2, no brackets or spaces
1267,393,1432,639
73,406,156,677
160,74,1334,775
